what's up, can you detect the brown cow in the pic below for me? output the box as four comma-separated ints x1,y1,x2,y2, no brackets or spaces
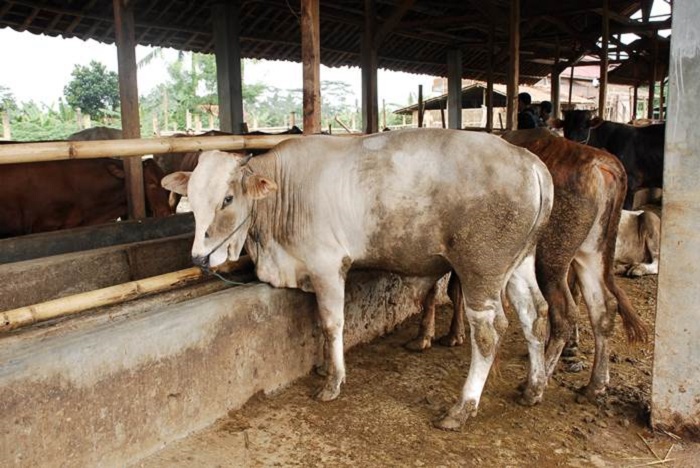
0,158,172,238
407,128,647,402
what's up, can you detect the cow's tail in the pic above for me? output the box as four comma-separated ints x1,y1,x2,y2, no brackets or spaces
601,164,649,344
533,162,555,243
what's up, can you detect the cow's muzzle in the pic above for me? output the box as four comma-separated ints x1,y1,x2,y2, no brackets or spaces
192,255,211,271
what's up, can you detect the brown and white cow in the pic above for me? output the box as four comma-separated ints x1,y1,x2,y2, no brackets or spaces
408,128,647,402
163,128,554,429
615,210,661,277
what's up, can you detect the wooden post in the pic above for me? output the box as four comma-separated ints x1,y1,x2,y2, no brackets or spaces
194,114,202,131
76,108,84,130
506,0,520,130
632,84,639,120
447,49,462,130
551,38,561,119
212,1,245,134
208,113,214,130
382,99,387,129
301,0,321,134
659,77,665,120
290,111,296,128
417,84,424,128
113,0,146,220
1,111,10,140
152,115,160,136
568,65,575,107
361,0,379,133
186,109,192,130
648,35,658,119
486,23,494,132
599,0,609,119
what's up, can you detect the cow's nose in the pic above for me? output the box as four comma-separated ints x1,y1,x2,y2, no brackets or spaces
192,255,210,269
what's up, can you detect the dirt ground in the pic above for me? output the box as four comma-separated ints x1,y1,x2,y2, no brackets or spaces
139,273,700,467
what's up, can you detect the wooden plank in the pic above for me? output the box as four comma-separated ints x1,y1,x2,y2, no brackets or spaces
0,134,303,164
599,0,609,119
486,23,494,132
506,0,520,130
212,2,244,134
301,0,321,134
113,0,145,220
361,0,378,134
447,49,462,130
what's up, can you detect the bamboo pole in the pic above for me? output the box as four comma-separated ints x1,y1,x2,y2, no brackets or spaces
0,256,253,333
0,134,303,164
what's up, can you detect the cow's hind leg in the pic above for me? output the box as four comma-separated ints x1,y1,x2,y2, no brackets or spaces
435,272,507,431
506,254,548,406
437,273,466,347
404,282,439,352
310,271,347,401
572,253,617,401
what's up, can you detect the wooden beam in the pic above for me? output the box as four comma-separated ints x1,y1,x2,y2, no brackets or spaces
375,0,416,46
301,0,321,134
599,0,609,118
212,2,245,134
447,49,462,130
486,23,494,132
361,0,378,134
113,0,145,220
506,0,520,130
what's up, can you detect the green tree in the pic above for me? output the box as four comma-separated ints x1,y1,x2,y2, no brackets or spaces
64,61,119,120
0,85,17,113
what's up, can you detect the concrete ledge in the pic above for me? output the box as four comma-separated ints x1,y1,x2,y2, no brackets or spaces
0,235,194,311
0,271,433,467
0,213,194,264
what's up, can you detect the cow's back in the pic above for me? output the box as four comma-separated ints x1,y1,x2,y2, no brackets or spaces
266,129,552,277
0,159,126,237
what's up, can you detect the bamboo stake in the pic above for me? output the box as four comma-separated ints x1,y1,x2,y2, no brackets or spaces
0,256,252,332
0,134,303,164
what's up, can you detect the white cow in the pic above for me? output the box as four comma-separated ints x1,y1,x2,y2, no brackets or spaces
162,129,554,429
614,209,661,277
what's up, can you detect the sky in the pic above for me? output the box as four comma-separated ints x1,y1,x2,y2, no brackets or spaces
0,28,436,109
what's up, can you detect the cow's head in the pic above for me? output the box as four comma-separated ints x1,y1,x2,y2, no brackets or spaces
143,159,176,218
161,150,277,268
106,159,174,218
552,110,604,143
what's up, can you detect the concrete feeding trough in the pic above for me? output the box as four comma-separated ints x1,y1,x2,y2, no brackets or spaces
0,216,433,466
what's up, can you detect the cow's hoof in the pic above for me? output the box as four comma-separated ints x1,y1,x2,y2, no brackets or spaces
518,387,543,406
404,336,432,352
561,346,579,358
627,265,646,277
575,385,605,404
315,384,341,402
437,333,465,347
433,401,477,431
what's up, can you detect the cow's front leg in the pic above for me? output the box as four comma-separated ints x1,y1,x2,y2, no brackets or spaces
311,272,346,402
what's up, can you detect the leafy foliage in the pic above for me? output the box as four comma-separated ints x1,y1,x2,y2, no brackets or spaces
64,61,119,119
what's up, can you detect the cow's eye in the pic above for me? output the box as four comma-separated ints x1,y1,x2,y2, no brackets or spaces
222,195,234,207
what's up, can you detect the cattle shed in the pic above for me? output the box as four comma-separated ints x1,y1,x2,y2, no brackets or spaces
1,0,700,466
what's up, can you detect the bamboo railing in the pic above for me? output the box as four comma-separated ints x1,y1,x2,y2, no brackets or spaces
0,134,303,164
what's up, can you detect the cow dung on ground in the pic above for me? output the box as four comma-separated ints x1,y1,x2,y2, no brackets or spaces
140,273,700,467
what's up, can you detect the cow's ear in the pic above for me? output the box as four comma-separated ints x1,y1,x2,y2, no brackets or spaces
161,171,191,196
590,117,604,128
550,118,564,129
244,175,277,199
107,163,125,179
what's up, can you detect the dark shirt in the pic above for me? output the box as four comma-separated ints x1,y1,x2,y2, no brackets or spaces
517,108,539,129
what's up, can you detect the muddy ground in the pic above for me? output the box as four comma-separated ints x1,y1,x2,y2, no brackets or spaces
139,274,700,467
